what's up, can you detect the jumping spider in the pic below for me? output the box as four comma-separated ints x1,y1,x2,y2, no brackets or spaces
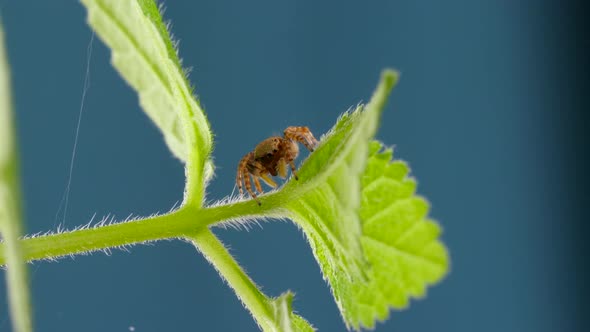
236,126,319,205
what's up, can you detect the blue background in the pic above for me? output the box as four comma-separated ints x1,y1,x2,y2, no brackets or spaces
0,1,586,331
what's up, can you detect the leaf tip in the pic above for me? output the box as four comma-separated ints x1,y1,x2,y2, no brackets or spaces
365,69,399,123
381,68,400,88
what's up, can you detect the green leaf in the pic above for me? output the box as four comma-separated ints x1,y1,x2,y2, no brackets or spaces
0,17,33,332
277,71,448,330
282,70,398,316
335,141,449,330
272,292,315,332
80,0,213,203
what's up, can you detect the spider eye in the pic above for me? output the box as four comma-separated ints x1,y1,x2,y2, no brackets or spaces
266,153,273,157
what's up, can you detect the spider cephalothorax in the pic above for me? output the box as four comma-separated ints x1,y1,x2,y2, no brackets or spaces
236,126,318,205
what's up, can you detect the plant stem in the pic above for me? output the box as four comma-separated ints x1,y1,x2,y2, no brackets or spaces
0,194,291,265
0,208,189,264
0,199,291,330
187,229,277,331
0,192,32,332
0,17,33,332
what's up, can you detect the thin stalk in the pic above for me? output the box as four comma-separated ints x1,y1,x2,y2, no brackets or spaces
0,16,33,332
187,229,277,331
0,194,290,265
0,193,31,332
0,208,190,264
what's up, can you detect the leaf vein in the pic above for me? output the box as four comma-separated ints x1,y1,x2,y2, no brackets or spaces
363,175,396,194
363,197,413,227
363,236,445,270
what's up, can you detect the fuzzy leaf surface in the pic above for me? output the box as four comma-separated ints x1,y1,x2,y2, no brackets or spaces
282,71,398,319
0,17,33,332
338,141,449,330
80,0,213,187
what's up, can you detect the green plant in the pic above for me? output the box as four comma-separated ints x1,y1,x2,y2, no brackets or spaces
0,1,449,331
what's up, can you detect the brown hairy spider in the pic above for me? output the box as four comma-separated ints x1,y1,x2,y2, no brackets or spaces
236,126,319,205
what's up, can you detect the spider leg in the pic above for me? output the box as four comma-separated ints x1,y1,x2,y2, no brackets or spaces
236,157,247,196
244,173,261,205
284,126,319,152
289,161,299,180
236,153,252,196
253,176,263,194
237,152,262,205
236,168,244,196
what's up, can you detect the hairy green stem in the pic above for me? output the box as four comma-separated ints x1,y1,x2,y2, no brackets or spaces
0,171,322,266
188,229,277,331
172,70,206,207
0,209,188,264
0,195,289,265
